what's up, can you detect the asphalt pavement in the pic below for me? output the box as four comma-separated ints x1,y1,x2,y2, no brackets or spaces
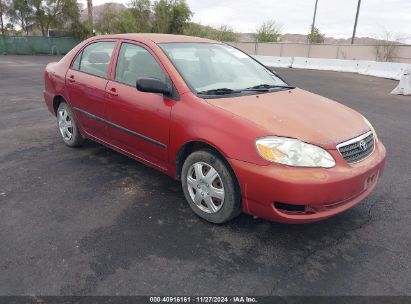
0,55,410,296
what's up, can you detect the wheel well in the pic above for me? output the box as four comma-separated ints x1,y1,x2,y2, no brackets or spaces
175,141,238,184
52,95,65,115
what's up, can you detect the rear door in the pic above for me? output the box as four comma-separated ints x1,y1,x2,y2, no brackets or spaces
103,41,175,171
66,40,116,140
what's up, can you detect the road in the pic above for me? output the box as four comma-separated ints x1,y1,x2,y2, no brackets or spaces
0,55,410,296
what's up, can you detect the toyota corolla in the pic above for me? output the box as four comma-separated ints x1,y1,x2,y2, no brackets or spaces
43,34,386,224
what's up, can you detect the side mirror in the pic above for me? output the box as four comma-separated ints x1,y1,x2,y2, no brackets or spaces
136,77,172,95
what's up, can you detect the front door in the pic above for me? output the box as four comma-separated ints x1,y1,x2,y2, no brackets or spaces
104,42,174,170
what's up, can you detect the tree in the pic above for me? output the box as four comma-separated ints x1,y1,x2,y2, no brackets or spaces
183,23,239,41
5,22,15,34
115,9,139,33
184,22,214,38
307,25,325,43
86,0,91,32
255,20,282,42
94,3,121,34
7,0,33,35
152,0,191,34
30,0,81,36
128,0,151,32
374,31,401,62
0,0,9,35
94,4,140,34
70,19,90,39
212,25,238,42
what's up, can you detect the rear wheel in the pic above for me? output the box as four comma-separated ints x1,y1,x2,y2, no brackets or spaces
181,150,242,224
57,102,84,147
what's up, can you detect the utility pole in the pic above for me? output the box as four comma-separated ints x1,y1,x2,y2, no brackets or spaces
310,0,319,40
87,0,93,35
351,0,361,44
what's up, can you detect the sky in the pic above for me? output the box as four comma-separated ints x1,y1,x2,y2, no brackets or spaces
79,0,411,42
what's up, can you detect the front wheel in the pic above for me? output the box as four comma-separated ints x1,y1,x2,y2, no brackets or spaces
57,102,84,147
181,150,242,224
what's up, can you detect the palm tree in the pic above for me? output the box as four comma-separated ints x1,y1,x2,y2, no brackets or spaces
87,0,93,33
0,0,5,35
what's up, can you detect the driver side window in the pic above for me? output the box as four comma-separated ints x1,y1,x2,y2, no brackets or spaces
115,43,166,87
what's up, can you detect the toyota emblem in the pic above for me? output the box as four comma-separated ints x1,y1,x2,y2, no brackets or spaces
359,140,368,151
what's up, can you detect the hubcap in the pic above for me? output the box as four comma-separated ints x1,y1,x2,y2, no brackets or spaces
58,109,73,141
187,162,225,213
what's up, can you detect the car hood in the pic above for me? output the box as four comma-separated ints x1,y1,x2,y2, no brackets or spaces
205,88,370,149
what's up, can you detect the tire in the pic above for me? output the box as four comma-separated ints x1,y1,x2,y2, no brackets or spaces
181,149,242,224
57,102,84,147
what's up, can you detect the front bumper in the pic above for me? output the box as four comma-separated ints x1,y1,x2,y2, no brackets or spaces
230,141,386,223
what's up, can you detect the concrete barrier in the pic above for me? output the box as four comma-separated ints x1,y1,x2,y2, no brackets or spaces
291,57,309,69
361,61,408,80
254,55,411,81
254,55,293,68
391,70,411,95
299,58,358,73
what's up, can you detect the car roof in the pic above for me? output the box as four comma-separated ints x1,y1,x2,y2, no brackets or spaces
92,33,220,44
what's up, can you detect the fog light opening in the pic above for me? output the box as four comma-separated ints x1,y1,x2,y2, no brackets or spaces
274,202,306,214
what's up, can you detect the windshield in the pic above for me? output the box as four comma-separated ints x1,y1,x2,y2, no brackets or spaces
159,43,288,95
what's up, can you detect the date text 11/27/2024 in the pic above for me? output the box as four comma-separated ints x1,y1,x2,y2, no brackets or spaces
149,296,258,303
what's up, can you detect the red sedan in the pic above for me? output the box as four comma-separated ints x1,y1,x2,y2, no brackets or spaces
43,34,386,224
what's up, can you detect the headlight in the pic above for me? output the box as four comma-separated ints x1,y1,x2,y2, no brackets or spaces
362,116,378,142
255,137,335,168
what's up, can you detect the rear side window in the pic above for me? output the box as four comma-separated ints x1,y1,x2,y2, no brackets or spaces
115,43,165,86
76,41,116,78
72,52,82,71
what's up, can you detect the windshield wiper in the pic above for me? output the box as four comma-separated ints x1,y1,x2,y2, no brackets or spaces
242,84,296,91
197,88,240,95
197,84,296,96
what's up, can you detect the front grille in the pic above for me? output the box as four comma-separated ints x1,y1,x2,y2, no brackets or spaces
337,131,375,163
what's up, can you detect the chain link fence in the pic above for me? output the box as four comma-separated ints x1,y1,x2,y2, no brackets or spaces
0,36,80,55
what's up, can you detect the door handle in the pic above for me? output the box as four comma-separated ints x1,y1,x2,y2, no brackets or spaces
107,87,118,96
68,75,75,83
